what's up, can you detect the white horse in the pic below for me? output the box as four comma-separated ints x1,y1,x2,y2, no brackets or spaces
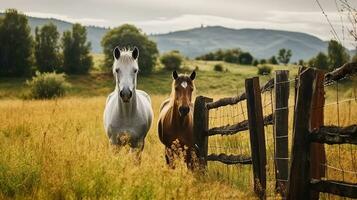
103,47,153,151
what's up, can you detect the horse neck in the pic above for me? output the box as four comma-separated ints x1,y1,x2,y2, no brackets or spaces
117,89,137,116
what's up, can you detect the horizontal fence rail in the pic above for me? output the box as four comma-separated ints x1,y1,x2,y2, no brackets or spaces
309,125,357,145
310,179,357,199
207,113,274,136
206,78,274,110
325,62,357,84
207,153,252,165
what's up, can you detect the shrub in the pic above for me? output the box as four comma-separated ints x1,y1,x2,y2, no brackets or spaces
252,59,259,66
160,51,183,70
26,71,69,99
213,64,224,72
257,65,272,75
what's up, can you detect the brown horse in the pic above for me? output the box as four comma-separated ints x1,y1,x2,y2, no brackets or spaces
158,70,196,168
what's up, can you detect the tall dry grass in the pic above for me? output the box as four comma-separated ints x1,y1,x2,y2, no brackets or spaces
0,96,248,199
0,83,356,199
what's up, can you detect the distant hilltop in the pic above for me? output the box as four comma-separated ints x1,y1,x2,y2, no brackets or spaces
2,13,351,61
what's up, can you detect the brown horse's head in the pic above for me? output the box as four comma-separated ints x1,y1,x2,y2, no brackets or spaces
171,70,196,117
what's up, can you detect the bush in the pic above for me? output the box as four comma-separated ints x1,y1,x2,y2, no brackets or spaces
257,65,272,75
160,51,183,70
26,71,69,99
213,64,223,72
252,60,259,66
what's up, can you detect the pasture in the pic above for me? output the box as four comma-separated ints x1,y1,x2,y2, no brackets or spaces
0,60,356,199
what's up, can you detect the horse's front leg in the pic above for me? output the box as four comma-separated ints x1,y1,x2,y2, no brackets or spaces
165,147,175,168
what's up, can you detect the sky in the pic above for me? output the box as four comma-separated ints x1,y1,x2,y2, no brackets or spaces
1,0,356,48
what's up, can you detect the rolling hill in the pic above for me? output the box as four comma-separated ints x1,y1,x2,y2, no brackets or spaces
150,26,329,62
0,13,340,61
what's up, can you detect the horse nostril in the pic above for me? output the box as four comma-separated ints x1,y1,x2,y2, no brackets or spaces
120,90,124,97
128,90,132,98
179,106,190,115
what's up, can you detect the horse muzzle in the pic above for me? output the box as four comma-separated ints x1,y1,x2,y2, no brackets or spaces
120,88,132,103
179,106,190,117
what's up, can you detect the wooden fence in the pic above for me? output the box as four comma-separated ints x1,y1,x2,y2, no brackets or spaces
193,62,357,199
193,77,275,198
288,66,357,199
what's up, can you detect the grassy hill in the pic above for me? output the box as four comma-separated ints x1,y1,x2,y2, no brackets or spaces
0,60,293,99
0,13,341,61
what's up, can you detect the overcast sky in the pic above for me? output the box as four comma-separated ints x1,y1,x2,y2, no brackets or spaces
1,0,356,48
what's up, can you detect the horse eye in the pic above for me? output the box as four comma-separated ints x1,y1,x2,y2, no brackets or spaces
115,68,119,73
134,69,138,73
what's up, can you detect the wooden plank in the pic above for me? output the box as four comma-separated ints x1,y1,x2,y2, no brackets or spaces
310,125,357,145
207,114,273,136
193,96,213,169
206,78,274,110
274,70,289,197
287,68,316,200
207,153,252,165
206,93,246,109
309,70,326,200
310,179,357,198
245,77,267,199
325,62,357,84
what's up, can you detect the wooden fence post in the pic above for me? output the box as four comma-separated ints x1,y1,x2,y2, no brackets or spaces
287,68,316,200
309,70,327,200
245,77,267,198
274,70,290,197
193,96,213,169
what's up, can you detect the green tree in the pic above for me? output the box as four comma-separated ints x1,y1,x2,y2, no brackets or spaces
35,23,61,72
328,40,350,69
310,52,329,70
0,9,33,76
269,56,278,64
260,59,267,65
160,51,183,70
238,52,253,65
277,48,292,65
101,24,158,75
62,23,93,74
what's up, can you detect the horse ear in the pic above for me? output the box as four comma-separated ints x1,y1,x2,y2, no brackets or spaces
190,71,196,80
132,47,139,60
113,47,120,60
172,71,178,80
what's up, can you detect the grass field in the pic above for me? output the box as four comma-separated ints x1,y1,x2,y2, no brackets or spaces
0,59,356,199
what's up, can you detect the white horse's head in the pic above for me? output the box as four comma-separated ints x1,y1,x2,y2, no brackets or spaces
112,46,139,103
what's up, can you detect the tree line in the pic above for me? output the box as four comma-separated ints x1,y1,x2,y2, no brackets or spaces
0,9,160,77
0,9,93,77
195,48,293,66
